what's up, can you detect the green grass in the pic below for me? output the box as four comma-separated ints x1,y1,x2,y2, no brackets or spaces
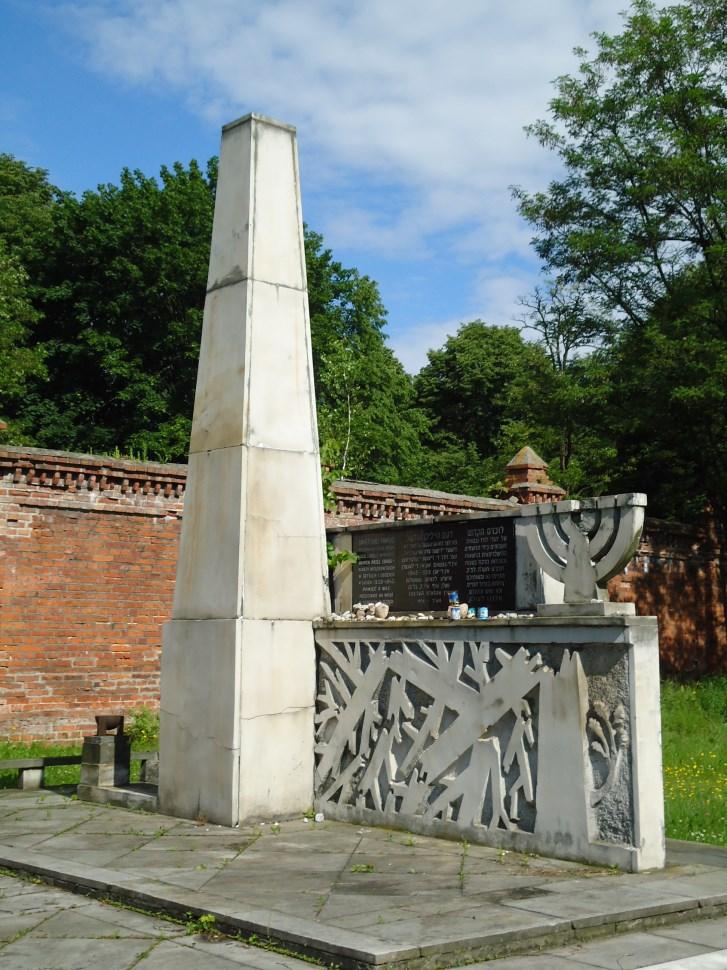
0,740,155,789
661,675,727,845
0,741,83,788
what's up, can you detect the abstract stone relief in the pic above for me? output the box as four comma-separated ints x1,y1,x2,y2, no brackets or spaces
315,635,633,850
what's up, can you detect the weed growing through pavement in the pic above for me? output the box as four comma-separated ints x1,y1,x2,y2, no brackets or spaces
458,838,468,889
350,863,375,873
185,912,219,937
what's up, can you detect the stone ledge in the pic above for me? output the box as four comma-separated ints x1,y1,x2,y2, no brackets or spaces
313,615,658,629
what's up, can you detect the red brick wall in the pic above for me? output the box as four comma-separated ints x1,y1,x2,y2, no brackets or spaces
1,448,184,743
1,446,724,742
608,518,726,677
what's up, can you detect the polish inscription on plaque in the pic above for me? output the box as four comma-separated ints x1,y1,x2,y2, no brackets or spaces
349,517,515,612
352,530,397,604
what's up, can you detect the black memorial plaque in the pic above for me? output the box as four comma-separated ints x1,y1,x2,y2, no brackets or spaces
349,517,516,612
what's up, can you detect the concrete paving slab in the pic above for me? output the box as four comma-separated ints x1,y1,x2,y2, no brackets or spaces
72,899,187,939
0,936,153,970
636,954,727,969
548,930,711,968
376,905,569,952
23,906,158,939
0,887,90,915
462,956,594,969
2,791,727,969
500,882,700,928
0,911,57,942
175,935,320,970
667,839,727,868
133,940,242,969
652,915,727,949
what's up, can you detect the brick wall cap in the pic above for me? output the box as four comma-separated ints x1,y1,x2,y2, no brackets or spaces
0,445,187,484
332,478,512,509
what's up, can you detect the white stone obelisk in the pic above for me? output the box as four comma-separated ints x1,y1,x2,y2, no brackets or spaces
159,114,330,826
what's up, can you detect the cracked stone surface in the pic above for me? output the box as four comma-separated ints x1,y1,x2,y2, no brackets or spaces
1,790,727,968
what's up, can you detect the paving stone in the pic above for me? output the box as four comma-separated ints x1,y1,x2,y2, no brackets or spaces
653,915,727,949
71,899,186,938
462,955,595,969
134,939,271,969
0,936,153,970
3,792,727,970
0,878,52,898
177,935,316,970
633,870,727,905
324,903,424,929
24,907,158,939
371,902,565,949
548,930,711,968
501,881,698,928
0,910,54,942
0,889,90,915
317,892,411,919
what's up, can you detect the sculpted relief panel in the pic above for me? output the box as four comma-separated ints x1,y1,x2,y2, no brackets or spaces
314,634,633,852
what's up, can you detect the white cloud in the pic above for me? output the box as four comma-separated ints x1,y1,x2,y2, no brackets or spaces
389,317,464,375
65,0,639,342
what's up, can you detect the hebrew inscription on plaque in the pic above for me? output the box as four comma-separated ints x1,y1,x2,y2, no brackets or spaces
315,631,633,854
350,517,516,612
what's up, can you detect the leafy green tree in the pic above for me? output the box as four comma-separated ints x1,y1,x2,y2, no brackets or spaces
515,0,727,329
2,160,422,480
19,160,216,459
0,154,58,280
307,230,424,483
515,0,727,525
593,279,727,522
413,322,546,494
512,280,614,485
0,242,46,429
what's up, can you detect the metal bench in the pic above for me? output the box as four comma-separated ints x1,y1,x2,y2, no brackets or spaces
0,751,158,790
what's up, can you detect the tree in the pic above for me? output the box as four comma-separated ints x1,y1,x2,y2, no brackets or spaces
0,154,58,279
0,242,46,428
514,0,727,525
3,160,423,481
515,0,727,329
17,161,216,459
414,322,545,494
593,277,727,522
514,279,613,481
307,230,424,484
517,280,608,373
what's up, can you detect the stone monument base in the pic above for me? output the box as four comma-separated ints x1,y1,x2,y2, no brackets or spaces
77,783,158,812
160,616,316,827
313,616,664,872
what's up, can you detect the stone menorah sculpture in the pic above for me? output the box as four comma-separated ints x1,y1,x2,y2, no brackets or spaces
518,493,646,612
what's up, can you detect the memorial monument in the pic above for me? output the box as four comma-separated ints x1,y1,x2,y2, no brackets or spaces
160,110,663,871
159,114,330,826
316,492,664,871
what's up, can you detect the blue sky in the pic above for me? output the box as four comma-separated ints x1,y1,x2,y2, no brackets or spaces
2,0,632,372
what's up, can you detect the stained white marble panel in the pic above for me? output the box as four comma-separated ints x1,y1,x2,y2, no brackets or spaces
239,619,316,720
172,448,245,620
245,280,318,454
206,118,253,292
249,120,305,291
243,445,329,619
189,281,250,455
239,707,315,821
160,618,241,825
